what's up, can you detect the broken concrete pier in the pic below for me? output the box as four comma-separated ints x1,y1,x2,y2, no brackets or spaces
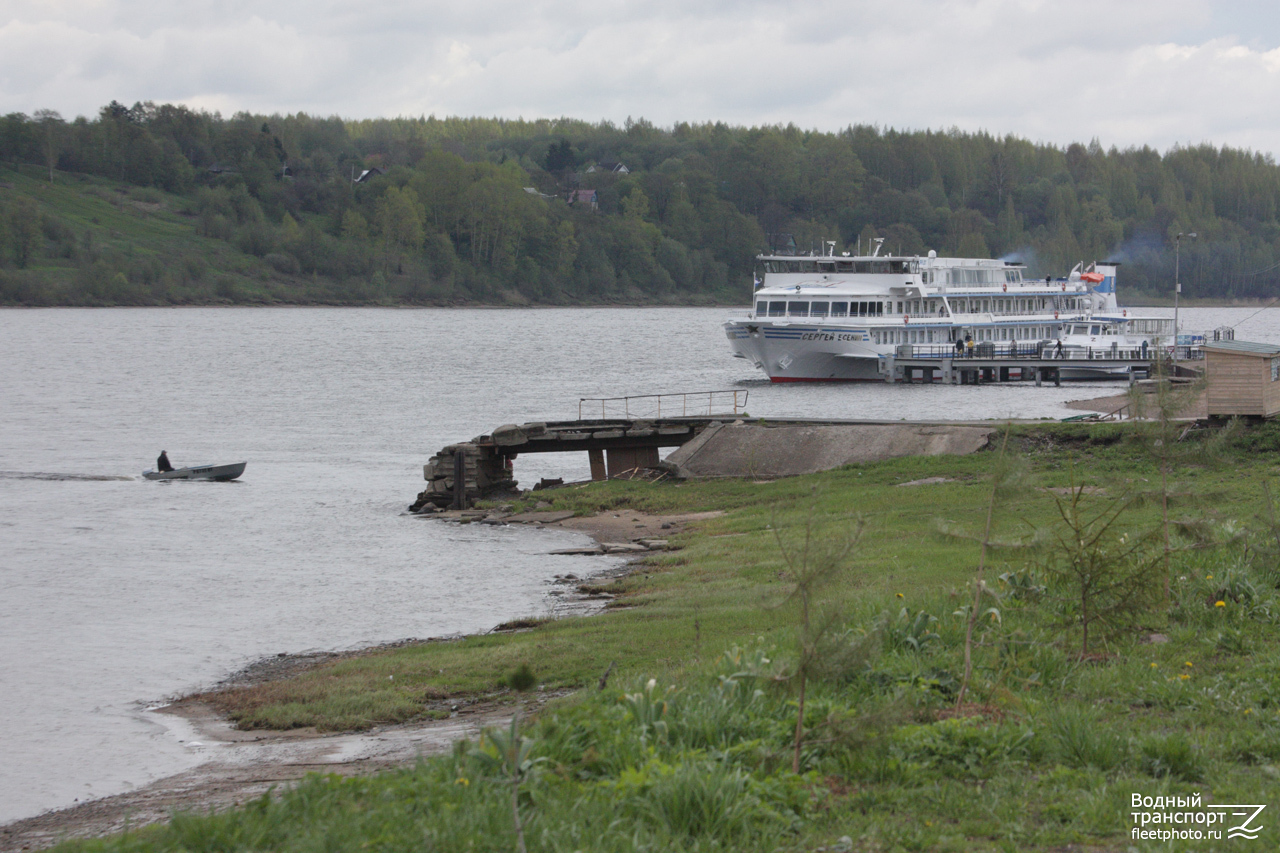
409,417,999,511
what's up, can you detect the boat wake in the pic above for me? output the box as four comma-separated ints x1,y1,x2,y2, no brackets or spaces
0,471,135,482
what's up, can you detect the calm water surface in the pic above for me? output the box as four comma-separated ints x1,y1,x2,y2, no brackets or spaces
0,305,1273,823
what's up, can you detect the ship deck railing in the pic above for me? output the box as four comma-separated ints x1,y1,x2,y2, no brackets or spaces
893,344,1204,362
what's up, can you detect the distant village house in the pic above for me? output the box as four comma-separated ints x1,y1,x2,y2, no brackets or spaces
567,189,599,210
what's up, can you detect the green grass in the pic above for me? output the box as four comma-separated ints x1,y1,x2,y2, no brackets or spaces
1,164,286,304
205,425,1280,732
53,422,1280,850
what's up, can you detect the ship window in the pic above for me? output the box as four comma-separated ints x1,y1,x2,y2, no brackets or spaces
818,262,835,272
799,261,818,273
836,261,854,272
768,301,786,317
810,301,829,317
788,302,809,317
756,301,767,315
1090,325,1100,335
830,302,848,317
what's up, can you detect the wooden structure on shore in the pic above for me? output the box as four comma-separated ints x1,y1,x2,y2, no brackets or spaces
1203,340,1280,418
410,418,712,511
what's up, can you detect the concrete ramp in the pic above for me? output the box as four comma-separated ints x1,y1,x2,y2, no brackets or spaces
660,422,996,479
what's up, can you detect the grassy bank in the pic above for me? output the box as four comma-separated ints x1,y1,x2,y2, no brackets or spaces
58,422,1280,851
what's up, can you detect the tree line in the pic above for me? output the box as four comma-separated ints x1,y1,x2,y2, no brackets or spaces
2,100,1279,305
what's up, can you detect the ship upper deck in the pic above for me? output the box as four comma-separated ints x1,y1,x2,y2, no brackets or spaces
755,252,1088,298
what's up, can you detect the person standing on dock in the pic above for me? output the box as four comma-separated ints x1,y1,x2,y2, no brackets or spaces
955,338,964,357
157,450,174,472
965,335,974,358
1054,339,1064,359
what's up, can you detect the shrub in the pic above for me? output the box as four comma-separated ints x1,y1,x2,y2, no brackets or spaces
1138,732,1204,782
1044,707,1130,772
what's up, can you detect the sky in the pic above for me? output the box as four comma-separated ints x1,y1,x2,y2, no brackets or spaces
2,0,1279,155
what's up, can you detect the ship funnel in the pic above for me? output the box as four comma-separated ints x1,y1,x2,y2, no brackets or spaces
1091,262,1120,313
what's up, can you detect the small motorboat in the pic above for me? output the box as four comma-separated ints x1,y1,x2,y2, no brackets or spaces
143,462,247,481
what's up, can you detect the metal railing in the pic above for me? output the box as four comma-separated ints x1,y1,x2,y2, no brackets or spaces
887,343,1203,361
578,390,749,420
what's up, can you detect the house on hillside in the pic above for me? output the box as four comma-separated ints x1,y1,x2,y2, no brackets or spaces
567,189,599,210
354,167,385,183
585,161,629,174
1203,339,1280,418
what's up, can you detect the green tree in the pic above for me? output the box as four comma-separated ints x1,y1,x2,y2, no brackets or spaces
8,197,42,268
32,109,63,183
340,209,370,243
376,185,425,272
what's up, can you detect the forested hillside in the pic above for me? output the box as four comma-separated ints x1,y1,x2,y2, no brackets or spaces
2,101,1279,306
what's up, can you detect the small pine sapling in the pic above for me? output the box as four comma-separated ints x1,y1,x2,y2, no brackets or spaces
1041,485,1163,657
771,502,864,774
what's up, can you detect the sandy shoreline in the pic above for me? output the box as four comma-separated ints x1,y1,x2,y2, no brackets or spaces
0,509,715,852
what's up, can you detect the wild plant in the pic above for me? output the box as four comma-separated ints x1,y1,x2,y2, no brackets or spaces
939,427,1029,706
623,678,672,746
889,716,1038,779
771,502,864,773
1127,366,1233,603
1138,732,1205,782
890,607,942,652
1038,484,1164,657
469,663,540,853
1043,705,1131,772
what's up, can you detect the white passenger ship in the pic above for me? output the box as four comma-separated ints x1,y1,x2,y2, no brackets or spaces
724,242,1174,382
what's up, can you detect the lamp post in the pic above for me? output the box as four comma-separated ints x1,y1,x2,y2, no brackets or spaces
1173,232,1196,366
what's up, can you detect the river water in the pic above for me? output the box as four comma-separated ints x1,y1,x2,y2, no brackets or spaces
0,305,1272,824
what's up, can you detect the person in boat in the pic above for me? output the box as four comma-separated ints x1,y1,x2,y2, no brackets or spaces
1054,339,1064,358
964,335,974,358
157,450,174,472
954,338,964,356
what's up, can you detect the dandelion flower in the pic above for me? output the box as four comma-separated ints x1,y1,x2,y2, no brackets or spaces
896,593,904,599
1206,574,1214,580
1215,600,1226,608
455,777,470,786
1245,708,1253,715
1184,661,1193,667
1179,674,1191,681
1150,662,1158,668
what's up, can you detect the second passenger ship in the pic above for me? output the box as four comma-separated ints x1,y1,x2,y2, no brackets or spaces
724,241,1173,382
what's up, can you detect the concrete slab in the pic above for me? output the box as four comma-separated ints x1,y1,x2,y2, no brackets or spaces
505,510,578,524
660,423,996,479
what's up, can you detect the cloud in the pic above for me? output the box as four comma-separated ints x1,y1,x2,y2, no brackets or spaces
1,0,1279,155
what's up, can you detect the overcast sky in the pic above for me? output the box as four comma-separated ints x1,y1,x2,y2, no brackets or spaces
2,0,1278,155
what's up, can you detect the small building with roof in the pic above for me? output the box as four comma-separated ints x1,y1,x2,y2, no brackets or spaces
1202,339,1280,418
567,189,599,210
